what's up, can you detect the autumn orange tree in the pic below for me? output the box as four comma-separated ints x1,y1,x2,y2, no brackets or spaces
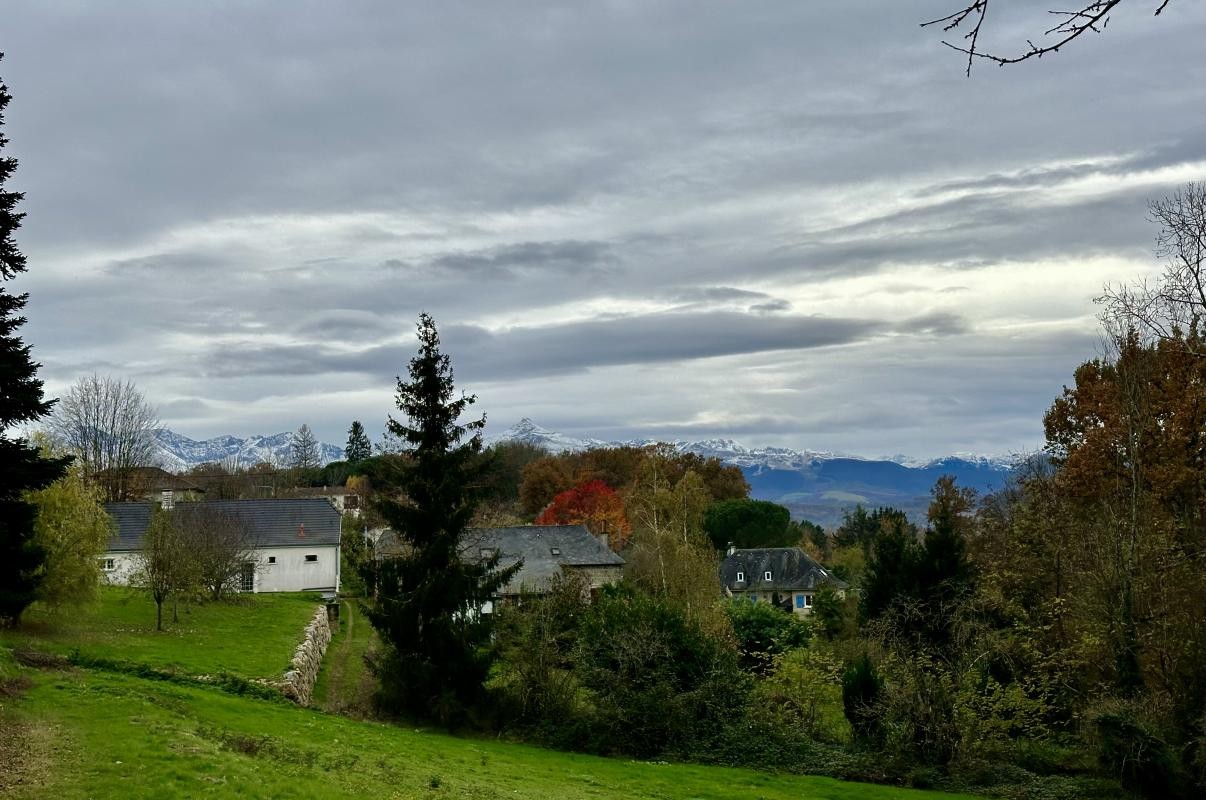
535,478,631,550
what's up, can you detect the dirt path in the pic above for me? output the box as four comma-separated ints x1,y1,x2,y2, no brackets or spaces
314,599,375,716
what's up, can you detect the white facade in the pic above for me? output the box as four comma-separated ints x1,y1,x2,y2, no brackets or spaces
254,545,340,593
101,543,340,594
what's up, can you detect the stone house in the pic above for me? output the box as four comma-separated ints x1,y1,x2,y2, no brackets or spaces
373,523,625,611
719,546,848,615
103,498,342,595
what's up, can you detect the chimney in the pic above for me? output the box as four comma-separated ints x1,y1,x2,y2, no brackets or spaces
726,541,736,557
596,532,609,551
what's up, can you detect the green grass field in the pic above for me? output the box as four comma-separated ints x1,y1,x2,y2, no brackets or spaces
1,664,977,800
0,589,980,799
0,587,322,679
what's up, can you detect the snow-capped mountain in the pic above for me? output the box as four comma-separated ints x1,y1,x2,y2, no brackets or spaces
489,418,1023,526
153,430,344,471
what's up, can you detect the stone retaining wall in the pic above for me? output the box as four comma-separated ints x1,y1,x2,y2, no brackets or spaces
280,605,332,706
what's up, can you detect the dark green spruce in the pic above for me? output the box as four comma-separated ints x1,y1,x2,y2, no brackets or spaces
359,313,517,723
0,53,71,626
344,419,371,464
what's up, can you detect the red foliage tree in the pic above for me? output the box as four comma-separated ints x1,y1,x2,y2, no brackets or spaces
535,479,632,550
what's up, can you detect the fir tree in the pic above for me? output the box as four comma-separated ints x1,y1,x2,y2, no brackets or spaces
360,313,517,723
0,54,71,626
345,420,371,464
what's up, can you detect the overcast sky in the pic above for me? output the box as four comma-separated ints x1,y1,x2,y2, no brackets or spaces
5,1,1206,459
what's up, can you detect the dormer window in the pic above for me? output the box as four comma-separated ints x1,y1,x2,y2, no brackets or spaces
764,571,773,581
736,571,745,583
550,547,561,556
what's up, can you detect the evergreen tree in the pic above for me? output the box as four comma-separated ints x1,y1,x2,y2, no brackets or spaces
0,55,71,626
345,420,371,464
916,476,975,649
359,313,518,723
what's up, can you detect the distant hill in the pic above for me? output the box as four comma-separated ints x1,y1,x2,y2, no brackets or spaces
153,430,344,471
489,418,1020,527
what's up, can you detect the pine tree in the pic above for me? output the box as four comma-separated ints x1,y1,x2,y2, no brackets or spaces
359,313,517,723
344,420,371,464
0,55,71,626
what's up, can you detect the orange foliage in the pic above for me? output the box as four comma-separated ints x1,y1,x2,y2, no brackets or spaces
535,479,632,550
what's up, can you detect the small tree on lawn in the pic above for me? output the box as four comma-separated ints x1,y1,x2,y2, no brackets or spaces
132,507,195,631
359,313,518,723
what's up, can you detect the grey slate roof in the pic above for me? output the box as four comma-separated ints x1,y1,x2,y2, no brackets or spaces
720,547,849,593
465,525,625,596
375,524,624,595
104,499,342,552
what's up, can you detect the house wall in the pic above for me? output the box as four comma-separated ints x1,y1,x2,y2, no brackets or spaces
254,545,340,593
100,552,140,586
730,588,820,616
563,564,624,592
100,544,340,594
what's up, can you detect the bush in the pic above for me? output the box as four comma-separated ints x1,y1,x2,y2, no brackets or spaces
842,652,884,746
575,584,747,757
1091,701,1185,797
755,647,848,743
723,598,811,673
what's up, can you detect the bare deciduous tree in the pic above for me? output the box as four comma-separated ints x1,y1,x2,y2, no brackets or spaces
289,423,321,473
175,504,259,601
923,1,1176,76
1100,182,1206,353
131,507,194,631
48,374,160,501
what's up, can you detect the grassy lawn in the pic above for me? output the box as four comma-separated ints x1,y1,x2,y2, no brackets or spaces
0,587,323,680
0,664,978,800
312,597,377,715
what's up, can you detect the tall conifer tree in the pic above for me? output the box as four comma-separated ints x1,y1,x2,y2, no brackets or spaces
0,54,71,626
344,419,371,464
360,313,517,722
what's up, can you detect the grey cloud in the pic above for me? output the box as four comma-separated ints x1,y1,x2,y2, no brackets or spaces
895,312,968,336
427,240,615,279
192,310,881,382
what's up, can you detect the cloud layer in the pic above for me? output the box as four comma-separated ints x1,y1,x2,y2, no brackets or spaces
6,1,1206,458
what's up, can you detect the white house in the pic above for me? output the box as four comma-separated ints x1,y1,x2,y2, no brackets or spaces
103,499,342,595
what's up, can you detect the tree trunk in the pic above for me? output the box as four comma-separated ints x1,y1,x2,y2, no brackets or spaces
156,597,163,631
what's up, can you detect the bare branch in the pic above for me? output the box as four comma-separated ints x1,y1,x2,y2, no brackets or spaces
924,1,1173,74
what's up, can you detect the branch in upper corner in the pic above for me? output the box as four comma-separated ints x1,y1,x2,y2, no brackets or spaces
922,1,1173,75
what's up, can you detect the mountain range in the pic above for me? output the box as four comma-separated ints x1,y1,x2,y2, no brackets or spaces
153,430,344,472
488,418,1022,527
153,419,1022,527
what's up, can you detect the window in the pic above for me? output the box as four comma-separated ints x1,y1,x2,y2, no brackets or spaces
304,554,318,563
550,547,561,556
238,563,254,593
804,594,813,607
735,571,745,582
100,557,115,571
764,571,773,581
795,594,805,609
267,556,276,564
749,593,758,602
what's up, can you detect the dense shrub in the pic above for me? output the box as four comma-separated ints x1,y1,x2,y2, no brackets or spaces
722,599,811,673
574,584,747,757
842,652,884,746
1091,701,1185,798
